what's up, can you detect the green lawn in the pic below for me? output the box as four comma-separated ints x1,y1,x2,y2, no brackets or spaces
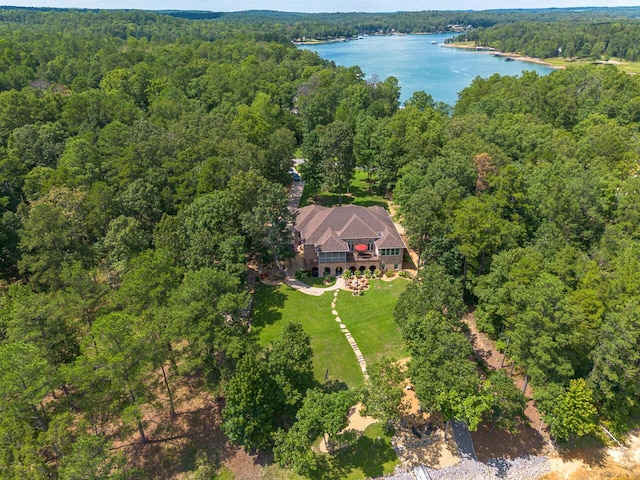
228,423,399,480
252,279,409,389
300,170,388,209
251,281,406,479
544,56,640,75
252,283,364,388
314,423,400,480
298,276,337,288
336,279,409,364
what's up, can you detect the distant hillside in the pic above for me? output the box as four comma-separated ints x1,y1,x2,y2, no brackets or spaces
156,8,640,43
157,10,224,20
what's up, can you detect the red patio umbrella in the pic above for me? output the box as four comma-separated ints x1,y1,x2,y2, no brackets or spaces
354,244,367,252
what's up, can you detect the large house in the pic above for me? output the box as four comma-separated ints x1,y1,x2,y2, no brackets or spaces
294,204,407,276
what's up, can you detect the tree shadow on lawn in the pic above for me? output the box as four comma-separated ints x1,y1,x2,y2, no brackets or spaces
348,183,383,199
353,199,390,208
313,434,398,480
310,186,388,209
250,284,287,331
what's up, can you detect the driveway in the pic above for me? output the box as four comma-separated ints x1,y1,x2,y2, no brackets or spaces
288,158,305,212
288,179,305,212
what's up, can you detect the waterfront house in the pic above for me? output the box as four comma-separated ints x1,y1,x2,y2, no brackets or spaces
294,204,406,276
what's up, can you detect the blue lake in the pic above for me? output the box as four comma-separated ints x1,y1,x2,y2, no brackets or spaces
299,33,556,106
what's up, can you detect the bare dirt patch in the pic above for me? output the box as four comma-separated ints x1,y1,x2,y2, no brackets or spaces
538,431,640,480
347,402,379,432
107,374,272,479
391,372,460,470
221,448,273,480
463,313,553,448
463,313,640,480
110,376,231,478
394,410,459,469
471,424,547,462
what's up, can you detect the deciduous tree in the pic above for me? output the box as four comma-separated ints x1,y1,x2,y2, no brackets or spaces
362,358,408,432
547,378,597,441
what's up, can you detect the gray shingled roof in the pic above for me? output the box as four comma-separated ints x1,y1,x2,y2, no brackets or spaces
339,214,379,240
294,204,406,252
316,228,350,252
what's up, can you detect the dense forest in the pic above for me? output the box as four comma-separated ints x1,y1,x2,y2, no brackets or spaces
0,7,402,478
207,8,640,63
2,6,640,479
461,20,640,60
392,65,640,443
194,8,640,41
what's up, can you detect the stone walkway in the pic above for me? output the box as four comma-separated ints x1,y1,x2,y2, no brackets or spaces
273,274,369,379
283,165,368,380
282,276,345,296
331,289,369,380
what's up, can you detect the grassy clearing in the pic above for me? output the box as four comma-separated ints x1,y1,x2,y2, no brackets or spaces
336,279,408,364
300,170,388,209
446,40,476,49
252,283,364,388
261,465,306,480
252,278,409,389
543,57,591,68
215,467,235,480
544,57,640,75
313,423,399,480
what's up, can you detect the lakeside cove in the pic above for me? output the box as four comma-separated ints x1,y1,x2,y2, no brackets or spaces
297,34,556,104
292,31,449,45
298,33,640,78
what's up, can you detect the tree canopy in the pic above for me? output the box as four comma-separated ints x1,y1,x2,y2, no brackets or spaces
3,6,640,477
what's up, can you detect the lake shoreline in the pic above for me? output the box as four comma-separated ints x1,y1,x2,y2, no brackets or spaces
296,35,562,70
298,34,556,104
293,31,451,46
441,43,564,69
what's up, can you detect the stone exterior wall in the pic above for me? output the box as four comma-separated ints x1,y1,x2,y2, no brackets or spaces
303,244,318,269
380,253,403,270
318,262,347,276
303,245,405,275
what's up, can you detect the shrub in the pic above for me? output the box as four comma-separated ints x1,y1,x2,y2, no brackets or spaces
323,277,336,286
374,269,382,278
295,269,310,280
342,270,353,280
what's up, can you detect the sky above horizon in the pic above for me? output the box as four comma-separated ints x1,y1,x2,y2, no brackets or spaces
3,1,640,13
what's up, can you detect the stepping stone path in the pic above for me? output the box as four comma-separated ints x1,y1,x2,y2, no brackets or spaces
332,290,369,380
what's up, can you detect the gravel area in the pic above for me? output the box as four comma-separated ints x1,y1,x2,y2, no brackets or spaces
418,456,550,480
377,456,550,480
379,465,414,480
